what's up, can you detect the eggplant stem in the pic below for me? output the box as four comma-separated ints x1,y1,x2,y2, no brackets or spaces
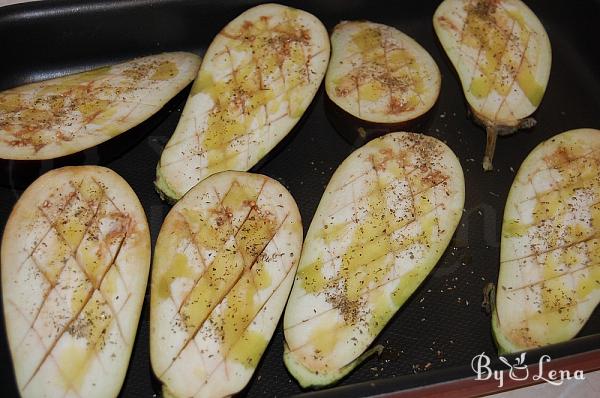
482,126,498,171
482,282,496,314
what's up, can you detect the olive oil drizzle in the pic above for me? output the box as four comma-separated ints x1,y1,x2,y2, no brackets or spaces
288,135,456,372
189,10,313,178
460,0,544,111
332,23,426,116
0,58,180,152
190,259,298,396
17,176,134,392
158,177,295,378
499,142,600,348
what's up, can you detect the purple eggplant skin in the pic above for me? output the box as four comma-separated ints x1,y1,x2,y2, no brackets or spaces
324,93,437,147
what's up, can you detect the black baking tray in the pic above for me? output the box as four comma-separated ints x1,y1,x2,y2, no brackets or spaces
1,0,599,397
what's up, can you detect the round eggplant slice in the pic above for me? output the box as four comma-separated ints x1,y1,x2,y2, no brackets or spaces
283,132,464,388
1,166,151,398
325,21,440,125
155,3,330,202
0,52,201,160
494,128,600,354
434,0,551,170
150,171,303,398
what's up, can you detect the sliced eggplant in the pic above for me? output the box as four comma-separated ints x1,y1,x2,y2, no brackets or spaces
150,171,303,397
283,132,464,388
325,21,440,125
0,52,201,160
155,3,330,202
493,128,600,354
1,166,151,398
433,0,551,170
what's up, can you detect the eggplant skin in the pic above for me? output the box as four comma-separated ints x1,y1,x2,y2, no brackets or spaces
283,132,464,388
1,166,151,398
494,129,600,354
150,171,303,398
155,3,330,202
0,52,201,160
325,21,440,124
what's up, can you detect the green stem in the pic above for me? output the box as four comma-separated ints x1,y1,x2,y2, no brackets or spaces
482,126,498,171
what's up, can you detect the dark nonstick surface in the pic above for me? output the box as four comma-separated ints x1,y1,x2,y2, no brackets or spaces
1,1,599,397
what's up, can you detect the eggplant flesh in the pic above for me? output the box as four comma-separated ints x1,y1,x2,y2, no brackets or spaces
494,128,600,354
155,3,330,202
434,0,551,170
150,171,303,398
325,21,440,125
0,52,201,160
1,166,151,398
283,132,464,388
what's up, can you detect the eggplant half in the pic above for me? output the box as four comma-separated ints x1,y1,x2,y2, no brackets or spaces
0,52,201,160
493,128,600,354
150,171,303,397
155,3,330,202
434,0,551,170
1,166,151,398
283,132,464,388
325,21,440,125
